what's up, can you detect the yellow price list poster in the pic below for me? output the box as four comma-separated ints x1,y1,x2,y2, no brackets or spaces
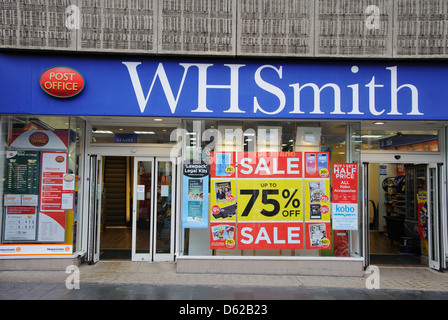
237,179,303,222
210,179,237,221
304,179,331,222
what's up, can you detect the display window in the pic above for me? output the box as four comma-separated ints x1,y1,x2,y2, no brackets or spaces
0,115,84,256
179,120,360,258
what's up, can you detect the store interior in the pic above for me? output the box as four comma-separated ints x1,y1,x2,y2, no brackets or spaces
368,163,428,266
98,155,173,260
99,156,133,260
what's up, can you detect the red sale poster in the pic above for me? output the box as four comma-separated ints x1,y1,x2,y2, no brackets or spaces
210,222,236,250
237,152,303,179
305,222,331,249
236,152,304,250
238,222,303,250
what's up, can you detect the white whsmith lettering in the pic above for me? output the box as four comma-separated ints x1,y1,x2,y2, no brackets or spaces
122,62,422,117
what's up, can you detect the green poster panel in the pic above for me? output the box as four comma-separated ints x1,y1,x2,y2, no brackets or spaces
5,151,40,194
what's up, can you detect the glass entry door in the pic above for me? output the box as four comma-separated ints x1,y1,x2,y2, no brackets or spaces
87,155,103,264
428,164,443,270
132,157,175,262
363,160,444,270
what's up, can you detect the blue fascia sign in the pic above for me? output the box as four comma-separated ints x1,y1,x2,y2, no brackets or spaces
1,52,447,120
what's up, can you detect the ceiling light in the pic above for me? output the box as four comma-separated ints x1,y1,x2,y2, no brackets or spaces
154,118,163,121
374,122,385,125
134,131,155,134
94,130,113,134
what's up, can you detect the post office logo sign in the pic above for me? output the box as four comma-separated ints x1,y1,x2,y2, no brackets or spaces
40,66,85,98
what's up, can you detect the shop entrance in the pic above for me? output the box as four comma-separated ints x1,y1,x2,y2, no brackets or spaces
364,161,443,270
132,157,175,262
86,155,176,263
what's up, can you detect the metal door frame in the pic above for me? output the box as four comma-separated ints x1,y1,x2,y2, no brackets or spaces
132,157,155,261
427,163,444,270
86,155,103,264
153,157,176,262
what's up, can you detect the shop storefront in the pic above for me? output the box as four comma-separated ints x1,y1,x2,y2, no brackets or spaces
0,51,447,275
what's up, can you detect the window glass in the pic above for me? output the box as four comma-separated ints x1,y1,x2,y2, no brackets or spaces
180,120,358,259
0,115,84,253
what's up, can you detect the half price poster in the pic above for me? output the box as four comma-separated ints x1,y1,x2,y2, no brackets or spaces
331,163,359,230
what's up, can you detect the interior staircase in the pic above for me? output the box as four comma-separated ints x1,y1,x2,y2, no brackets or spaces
104,157,127,227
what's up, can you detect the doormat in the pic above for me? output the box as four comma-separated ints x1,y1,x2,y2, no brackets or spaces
100,249,132,260
370,254,423,266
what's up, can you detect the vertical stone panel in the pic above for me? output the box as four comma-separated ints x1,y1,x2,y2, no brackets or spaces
315,0,392,57
79,0,156,53
0,0,76,50
159,0,236,55
394,0,448,57
237,0,314,56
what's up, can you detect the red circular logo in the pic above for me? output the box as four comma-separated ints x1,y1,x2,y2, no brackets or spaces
55,156,65,163
29,132,49,147
40,66,85,98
